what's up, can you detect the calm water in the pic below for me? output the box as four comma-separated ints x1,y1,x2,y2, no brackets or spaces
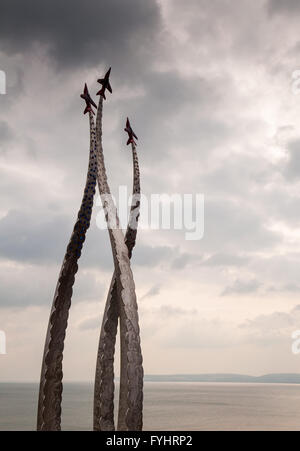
0,382,300,431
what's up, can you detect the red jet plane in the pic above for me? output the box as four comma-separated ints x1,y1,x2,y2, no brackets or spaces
124,118,138,146
97,67,112,100
80,83,97,115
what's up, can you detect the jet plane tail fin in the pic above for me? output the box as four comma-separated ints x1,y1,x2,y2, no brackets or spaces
97,87,106,99
84,105,94,115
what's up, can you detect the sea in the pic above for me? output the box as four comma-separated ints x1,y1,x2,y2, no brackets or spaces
1,382,300,431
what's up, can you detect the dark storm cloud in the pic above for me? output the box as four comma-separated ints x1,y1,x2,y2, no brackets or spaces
141,71,222,116
268,0,300,15
0,0,297,304
119,70,231,169
0,0,161,75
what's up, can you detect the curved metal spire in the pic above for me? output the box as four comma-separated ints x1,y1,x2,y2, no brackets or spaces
37,88,98,431
93,123,141,431
94,89,143,430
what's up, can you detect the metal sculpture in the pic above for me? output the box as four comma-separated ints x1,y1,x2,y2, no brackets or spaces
93,117,141,431
37,69,143,431
97,67,112,100
94,77,143,430
37,84,98,431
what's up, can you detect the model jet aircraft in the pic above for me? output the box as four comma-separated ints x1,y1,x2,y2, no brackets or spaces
80,83,97,115
97,67,112,100
124,117,138,146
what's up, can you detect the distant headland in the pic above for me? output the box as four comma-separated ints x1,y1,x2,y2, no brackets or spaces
143,374,300,384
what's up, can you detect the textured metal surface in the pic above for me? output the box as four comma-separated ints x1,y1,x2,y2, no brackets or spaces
93,142,140,431
94,98,143,431
37,113,97,431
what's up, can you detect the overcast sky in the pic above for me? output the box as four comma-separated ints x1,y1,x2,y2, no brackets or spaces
1,0,300,381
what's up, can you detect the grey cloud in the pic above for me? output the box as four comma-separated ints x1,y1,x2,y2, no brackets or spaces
239,304,300,346
167,0,275,64
127,71,232,166
241,310,297,330
0,209,72,264
3,0,300,380
202,153,276,197
249,253,300,288
140,305,199,341
0,2,297,310
158,305,197,319
133,244,173,267
284,139,300,180
140,71,223,117
0,208,114,270
202,253,249,267
268,0,300,15
0,0,161,76
268,283,300,293
171,253,198,270
0,267,54,307
72,272,105,304
144,303,300,350
141,284,161,300
202,199,281,253
163,317,238,349
133,243,197,270
258,188,300,226
209,252,300,298
0,121,13,142
0,121,13,154
78,316,101,331
74,230,189,271
0,207,192,272
221,279,261,296
79,224,114,271
0,261,101,307
83,234,190,270
160,303,300,350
